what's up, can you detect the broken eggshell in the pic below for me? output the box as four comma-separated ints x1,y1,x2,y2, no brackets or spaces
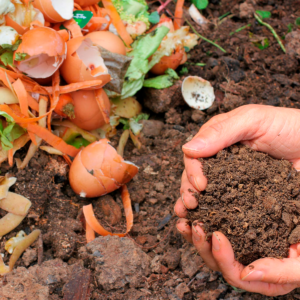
5,3,45,34
181,76,215,110
70,88,111,131
0,26,19,45
60,36,111,85
69,140,138,198
14,27,66,78
32,0,74,23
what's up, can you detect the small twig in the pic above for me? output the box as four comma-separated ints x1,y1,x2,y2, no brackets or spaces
157,0,172,13
185,18,227,53
158,0,174,17
254,13,286,53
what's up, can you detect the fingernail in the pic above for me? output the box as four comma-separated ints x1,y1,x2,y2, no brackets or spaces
181,193,189,210
192,223,202,242
212,232,220,251
183,139,206,152
193,176,201,191
242,270,264,281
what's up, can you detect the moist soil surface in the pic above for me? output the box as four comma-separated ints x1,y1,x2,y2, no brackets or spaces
1,0,300,299
188,144,300,266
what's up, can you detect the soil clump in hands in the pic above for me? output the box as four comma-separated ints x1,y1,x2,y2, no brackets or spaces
188,144,300,265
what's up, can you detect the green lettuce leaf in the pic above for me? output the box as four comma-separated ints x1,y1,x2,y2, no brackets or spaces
143,68,179,89
121,26,170,98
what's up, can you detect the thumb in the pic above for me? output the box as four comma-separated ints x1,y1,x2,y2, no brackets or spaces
183,106,266,158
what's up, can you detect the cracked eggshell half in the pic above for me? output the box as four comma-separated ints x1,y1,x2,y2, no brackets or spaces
5,3,45,34
181,76,215,110
14,27,66,78
32,0,73,23
69,140,138,198
70,89,111,131
60,36,111,86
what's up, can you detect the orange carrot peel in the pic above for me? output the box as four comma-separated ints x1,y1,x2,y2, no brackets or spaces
174,0,185,30
102,0,133,46
83,185,133,242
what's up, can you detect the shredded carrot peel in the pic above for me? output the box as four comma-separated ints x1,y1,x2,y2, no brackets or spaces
174,0,185,30
102,0,133,46
83,185,133,242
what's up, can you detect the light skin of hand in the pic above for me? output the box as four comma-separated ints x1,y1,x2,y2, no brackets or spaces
175,104,300,296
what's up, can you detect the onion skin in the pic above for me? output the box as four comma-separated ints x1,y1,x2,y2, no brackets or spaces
70,89,110,131
69,140,138,198
150,47,185,75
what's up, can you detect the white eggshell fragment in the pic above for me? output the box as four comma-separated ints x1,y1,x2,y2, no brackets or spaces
182,76,215,110
0,26,18,45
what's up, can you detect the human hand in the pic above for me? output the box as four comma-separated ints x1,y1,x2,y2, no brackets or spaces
176,221,300,296
175,104,300,295
176,104,300,218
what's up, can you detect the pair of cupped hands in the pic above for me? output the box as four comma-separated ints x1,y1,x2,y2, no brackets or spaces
175,105,300,296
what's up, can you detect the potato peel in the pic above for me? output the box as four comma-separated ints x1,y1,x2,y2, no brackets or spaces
9,229,41,271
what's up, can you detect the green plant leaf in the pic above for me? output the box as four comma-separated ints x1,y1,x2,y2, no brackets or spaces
148,11,160,24
119,118,130,130
1,44,13,50
0,51,13,66
253,38,269,50
192,0,208,10
134,113,149,122
256,10,271,19
179,67,188,75
295,17,300,26
15,52,27,61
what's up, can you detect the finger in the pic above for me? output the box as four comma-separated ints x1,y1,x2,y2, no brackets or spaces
176,218,192,243
182,105,268,158
288,243,300,258
180,170,198,209
192,223,220,271
211,232,297,296
174,197,187,218
184,155,207,191
240,256,300,284
290,158,300,171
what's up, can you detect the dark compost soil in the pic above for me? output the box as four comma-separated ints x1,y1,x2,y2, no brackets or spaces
1,0,300,299
188,144,300,265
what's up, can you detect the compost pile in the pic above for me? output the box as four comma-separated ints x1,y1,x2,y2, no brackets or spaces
188,144,300,265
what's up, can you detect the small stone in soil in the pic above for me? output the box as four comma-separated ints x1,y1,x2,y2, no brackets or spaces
157,214,172,230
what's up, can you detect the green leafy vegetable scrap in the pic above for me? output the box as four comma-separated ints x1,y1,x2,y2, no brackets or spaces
0,112,26,151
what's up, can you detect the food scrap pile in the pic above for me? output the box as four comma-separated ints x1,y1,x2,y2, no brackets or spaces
0,0,199,257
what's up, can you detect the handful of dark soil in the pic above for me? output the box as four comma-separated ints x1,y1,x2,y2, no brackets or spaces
188,144,300,265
